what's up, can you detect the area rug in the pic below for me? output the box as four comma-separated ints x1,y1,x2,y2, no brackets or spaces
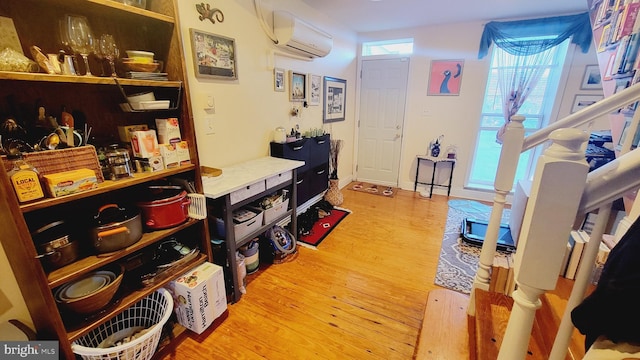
349,182,397,197
434,199,512,294
298,208,350,247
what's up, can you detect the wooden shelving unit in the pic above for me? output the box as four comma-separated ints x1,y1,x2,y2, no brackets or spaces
0,1,209,358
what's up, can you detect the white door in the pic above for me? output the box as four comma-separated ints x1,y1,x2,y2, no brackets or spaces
357,58,409,186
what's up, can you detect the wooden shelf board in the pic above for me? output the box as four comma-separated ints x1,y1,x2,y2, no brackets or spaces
21,165,195,213
65,253,206,342
47,218,202,288
0,71,181,87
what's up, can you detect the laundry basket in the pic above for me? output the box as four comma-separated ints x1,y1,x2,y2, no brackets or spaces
72,288,173,360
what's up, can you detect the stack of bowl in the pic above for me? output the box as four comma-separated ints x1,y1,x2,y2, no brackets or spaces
54,264,124,315
122,50,159,72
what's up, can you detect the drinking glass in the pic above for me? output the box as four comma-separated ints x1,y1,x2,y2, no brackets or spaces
99,34,119,77
62,15,96,76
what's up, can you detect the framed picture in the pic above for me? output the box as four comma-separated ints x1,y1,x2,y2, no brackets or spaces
427,59,464,96
189,28,237,80
571,94,603,113
323,76,346,123
289,71,306,102
308,74,321,106
274,68,285,92
580,65,602,90
616,118,640,151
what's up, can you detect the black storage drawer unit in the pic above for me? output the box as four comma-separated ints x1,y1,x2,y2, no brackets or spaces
271,134,330,206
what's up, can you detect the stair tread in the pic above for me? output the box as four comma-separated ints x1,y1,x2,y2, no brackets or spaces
474,283,586,360
415,288,472,360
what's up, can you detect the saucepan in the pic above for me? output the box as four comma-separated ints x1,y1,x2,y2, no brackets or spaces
90,204,143,253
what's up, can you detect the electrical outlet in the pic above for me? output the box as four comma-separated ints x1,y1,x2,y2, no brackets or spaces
205,116,215,135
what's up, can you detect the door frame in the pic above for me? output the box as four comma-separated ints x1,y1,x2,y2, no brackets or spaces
353,55,411,187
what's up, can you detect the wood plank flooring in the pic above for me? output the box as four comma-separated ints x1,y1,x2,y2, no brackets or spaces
155,186,452,359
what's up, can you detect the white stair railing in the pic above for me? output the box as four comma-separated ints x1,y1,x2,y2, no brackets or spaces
470,82,640,359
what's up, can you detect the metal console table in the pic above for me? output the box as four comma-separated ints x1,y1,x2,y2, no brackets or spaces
414,155,456,198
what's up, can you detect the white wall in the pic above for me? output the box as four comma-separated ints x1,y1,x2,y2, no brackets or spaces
358,20,603,201
176,0,358,186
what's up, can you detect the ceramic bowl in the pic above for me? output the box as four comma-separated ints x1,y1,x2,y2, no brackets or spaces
61,276,107,299
125,50,154,64
56,265,124,315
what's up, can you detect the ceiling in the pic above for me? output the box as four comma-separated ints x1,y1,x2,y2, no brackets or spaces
300,0,589,33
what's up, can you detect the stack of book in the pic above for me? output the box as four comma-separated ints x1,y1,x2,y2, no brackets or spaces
560,230,613,285
490,253,516,296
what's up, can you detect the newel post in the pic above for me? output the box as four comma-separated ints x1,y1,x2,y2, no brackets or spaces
497,128,589,360
468,115,525,315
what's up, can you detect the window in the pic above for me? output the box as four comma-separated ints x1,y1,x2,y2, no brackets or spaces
362,39,413,56
467,39,570,189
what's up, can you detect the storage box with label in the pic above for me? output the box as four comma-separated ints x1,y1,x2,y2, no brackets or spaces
167,262,227,334
155,118,181,144
130,130,160,158
175,140,191,165
43,168,98,197
159,144,179,168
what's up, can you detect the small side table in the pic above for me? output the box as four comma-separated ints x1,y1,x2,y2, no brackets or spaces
414,155,456,197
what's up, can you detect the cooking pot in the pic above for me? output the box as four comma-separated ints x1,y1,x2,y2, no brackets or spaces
32,220,81,270
136,187,190,230
90,204,142,253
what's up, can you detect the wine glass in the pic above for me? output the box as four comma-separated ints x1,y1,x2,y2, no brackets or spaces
62,15,96,76
98,34,119,77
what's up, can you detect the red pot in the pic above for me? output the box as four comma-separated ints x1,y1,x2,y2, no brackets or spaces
136,189,190,230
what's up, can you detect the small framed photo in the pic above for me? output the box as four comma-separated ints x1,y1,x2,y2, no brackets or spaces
571,94,603,113
581,65,602,90
189,28,237,80
289,71,306,102
308,74,321,106
323,76,346,123
274,68,285,92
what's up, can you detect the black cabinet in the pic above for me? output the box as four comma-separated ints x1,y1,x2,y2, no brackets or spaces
271,135,330,206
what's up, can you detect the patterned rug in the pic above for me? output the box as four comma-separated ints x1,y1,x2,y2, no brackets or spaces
434,199,512,294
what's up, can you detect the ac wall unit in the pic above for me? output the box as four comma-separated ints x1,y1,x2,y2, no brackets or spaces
273,10,333,58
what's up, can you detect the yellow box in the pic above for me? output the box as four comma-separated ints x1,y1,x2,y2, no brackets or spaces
43,168,98,197
118,124,149,143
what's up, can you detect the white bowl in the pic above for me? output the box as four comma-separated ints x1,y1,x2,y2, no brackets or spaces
125,50,154,64
61,275,107,299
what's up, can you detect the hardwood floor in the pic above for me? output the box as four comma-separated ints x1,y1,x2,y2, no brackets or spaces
155,186,452,359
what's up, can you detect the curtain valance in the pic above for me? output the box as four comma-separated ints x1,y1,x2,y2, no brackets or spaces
478,12,592,58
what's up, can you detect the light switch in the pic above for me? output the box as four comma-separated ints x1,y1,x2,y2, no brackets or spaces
205,94,215,113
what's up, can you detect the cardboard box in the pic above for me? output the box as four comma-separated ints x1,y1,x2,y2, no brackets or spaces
159,143,179,168
42,168,98,197
118,124,149,143
168,262,227,334
155,118,182,144
134,156,164,172
175,140,191,165
130,130,160,158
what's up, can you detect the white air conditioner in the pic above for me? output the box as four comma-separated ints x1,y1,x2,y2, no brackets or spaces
273,10,333,58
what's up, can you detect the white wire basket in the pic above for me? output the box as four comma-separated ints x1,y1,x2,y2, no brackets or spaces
72,288,173,360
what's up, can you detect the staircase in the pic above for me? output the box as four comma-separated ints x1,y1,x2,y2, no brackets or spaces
415,277,592,360
414,83,640,360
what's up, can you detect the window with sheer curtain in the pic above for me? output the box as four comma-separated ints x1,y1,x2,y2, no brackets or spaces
467,39,570,189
